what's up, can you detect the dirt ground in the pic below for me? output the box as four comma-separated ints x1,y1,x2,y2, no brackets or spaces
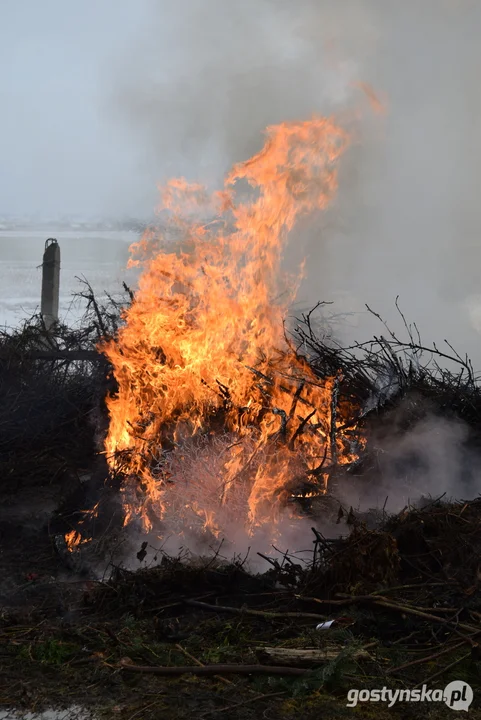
2,482,481,720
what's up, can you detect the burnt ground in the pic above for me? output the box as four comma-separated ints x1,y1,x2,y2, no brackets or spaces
2,475,481,719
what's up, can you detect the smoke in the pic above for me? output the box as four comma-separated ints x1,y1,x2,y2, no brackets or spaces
332,408,481,516
113,0,372,180
111,0,481,367
100,0,481,557
113,407,481,571
115,431,331,572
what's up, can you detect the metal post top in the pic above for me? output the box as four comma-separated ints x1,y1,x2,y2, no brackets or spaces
45,237,58,249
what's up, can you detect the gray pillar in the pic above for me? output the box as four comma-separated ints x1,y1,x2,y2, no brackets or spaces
41,238,60,330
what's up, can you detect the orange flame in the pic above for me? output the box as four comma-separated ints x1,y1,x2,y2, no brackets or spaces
353,81,388,116
64,530,91,552
100,116,361,542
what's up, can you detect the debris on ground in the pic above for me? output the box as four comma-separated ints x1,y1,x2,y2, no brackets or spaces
2,301,481,718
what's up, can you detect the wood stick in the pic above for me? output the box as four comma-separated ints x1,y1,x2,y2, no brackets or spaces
295,595,353,606
185,599,328,621
175,643,233,686
199,691,287,719
335,594,480,633
255,646,372,667
416,652,472,688
330,371,341,465
289,410,317,450
387,640,469,675
119,660,308,676
298,595,458,613
371,582,458,595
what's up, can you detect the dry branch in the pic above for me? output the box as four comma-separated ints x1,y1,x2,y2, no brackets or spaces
335,594,480,634
175,643,233,686
185,599,328,621
0,349,105,361
119,659,308,676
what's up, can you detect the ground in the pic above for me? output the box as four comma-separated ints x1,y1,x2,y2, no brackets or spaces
2,483,481,719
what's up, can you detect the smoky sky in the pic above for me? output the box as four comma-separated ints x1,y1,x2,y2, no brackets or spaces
3,0,481,360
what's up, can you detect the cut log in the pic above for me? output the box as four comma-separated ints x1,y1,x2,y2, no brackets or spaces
254,646,371,667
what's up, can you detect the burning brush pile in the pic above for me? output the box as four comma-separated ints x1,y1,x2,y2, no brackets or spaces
96,116,366,552
18,113,481,569
4,115,481,716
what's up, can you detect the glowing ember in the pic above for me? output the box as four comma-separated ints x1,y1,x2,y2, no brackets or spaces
80,502,100,519
100,115,362,542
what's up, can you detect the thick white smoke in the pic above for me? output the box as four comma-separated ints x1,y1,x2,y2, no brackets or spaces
332,410,480,515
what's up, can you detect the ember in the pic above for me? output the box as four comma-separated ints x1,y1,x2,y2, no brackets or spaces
100,117,364,542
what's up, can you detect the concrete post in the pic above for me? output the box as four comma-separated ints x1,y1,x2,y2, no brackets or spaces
41,238,60,330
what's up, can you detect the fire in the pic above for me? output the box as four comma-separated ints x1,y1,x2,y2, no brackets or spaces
354,81,387,115
64,530,91,552
100,116,362,542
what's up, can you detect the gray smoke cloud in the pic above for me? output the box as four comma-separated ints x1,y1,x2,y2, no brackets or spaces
112,0,373,183
110,0,481,367
4,1,481,556
332,410,480,516
108,1,481,551
4,1,481,362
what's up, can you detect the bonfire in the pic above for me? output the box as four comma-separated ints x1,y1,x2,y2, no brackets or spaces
3,113,481,719
99,116,364,545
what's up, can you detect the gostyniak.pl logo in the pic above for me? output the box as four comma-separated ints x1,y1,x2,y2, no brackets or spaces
347,681,473,711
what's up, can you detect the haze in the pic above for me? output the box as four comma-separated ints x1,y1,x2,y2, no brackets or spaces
0,1,153,219
2,0,481,362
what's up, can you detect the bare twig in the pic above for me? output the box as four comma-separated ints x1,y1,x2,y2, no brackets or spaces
119,659,308,676
175,643,233,686
335,594,479,634
185,599,328,621
199,691,287,718
416,652,472,688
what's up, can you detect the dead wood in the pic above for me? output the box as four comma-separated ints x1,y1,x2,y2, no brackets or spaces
0,349,105,361
118,659,308,676
185,599,328,621
255,646,371,667
175,643,234,686
334,593,480,633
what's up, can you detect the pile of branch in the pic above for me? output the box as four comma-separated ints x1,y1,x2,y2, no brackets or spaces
0,280,131,489
81,495,481,690
3,484,481,713
292,299,481,430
